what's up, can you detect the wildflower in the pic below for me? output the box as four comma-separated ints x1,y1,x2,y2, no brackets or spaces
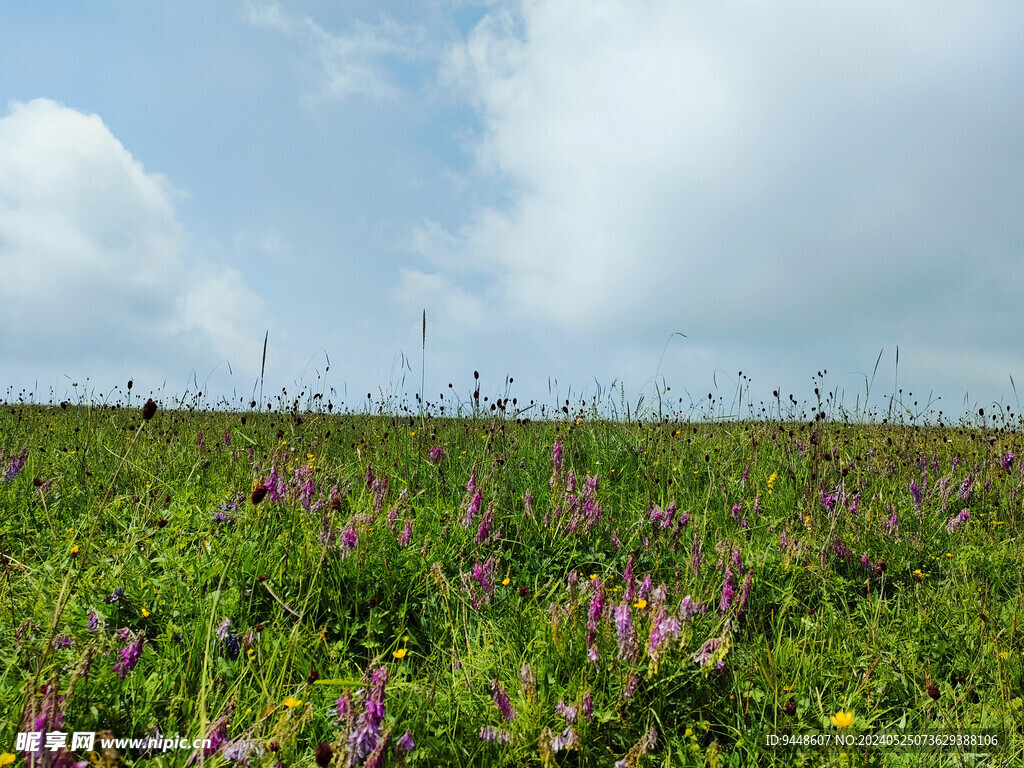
582,691,593,720
736,572,753,617
222,739,263,766
614,726,657,768
86,611,102,631
586,585,605,665
830,710,854,728
678,595,701,622
397,730,415,755
475,504,494,544
648,608,681,663
282,696,302,708
399,519,413,547
719,563,735,614
946,509,969,534
0,754,14,766
113,632,145,678
693,637,722,668
428,445,444,465
1002,451,1014,472
613,603,636,661
1,448,28,483
104,587,125,603
479,726,512,746
783,699,797,716
492,679,516,721
393,648,407,659
349,666,389,762
555,700,578,724
340,523,358,557
142,398,157,421
463,489,483,527
70,545,79,557
691,533,703,572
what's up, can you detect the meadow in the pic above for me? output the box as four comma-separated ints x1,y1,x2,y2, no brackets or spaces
1,383,1022,767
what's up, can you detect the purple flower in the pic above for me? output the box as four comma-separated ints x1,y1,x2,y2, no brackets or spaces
648,609,681,662
586,585,605,666
104,587,125,604
428,445,444,465
691,534,703,572
475,505,493,544
397,730,415,755
946,508,969,534
223,429,231,447
910,481,922,510
2,448,28,482
479,726,512,746
719,564,735,614
113,632,145,678
693,637,722,668
1002,452,1014,472
216,618,232,640
265,466,285,504
463,490,483,527
86,611,102,631
349,666,389,762
555,700,577,724
548,726,580,753
582,691,593,721
491,679,516,722
678,595,701,622
736,573,753,617
399,519,413,547
341,523,358,557
196,431,205,450
613,603,636,661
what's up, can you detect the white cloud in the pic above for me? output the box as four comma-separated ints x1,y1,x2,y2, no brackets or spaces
0,99,269,390
245,2,433,103
400,0,1024,404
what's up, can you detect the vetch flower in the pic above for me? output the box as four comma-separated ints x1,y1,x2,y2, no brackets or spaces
396,730,415,755
491,679,516,722
1,448,28,483
113,632,145,678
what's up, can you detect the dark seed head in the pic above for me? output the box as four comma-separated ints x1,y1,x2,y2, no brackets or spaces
927,683,940,700
142,399,157,421
251,484,268,506
784,699,797,716
314,742,333,767
157,518,169,528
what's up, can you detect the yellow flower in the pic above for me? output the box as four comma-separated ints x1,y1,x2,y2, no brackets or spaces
633,599,647,609
282,696,302,708
393,648,408,659
589,574,598,580
70,545,79,556
501,577,510,586
142,609,150,617
831,710,854,728
0,753,15,766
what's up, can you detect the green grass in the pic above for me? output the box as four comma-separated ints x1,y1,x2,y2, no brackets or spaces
1,401,1022,767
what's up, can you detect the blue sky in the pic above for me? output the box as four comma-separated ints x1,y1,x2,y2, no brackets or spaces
2,1,1023,420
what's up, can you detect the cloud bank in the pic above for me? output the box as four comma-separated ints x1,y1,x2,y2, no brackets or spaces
0,98,268,398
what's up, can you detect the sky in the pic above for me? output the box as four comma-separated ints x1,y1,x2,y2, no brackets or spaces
2,1,1023,421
